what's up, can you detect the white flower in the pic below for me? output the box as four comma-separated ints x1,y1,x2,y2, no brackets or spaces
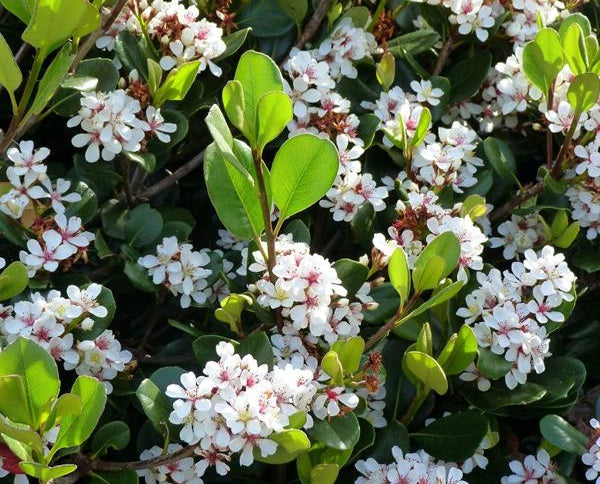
312,387,359,420
65,284,108,319
501,449,554,483
411,79,444,106
6,140,49,177
24,230,73,273
138,106,177,143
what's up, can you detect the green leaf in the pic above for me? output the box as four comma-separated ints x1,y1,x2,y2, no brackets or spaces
124,260,158,293
29,43,74,115
234,50,284,144
0,261,29,301
91,421,131,457
333,259,368,299
255,429,310,464
271,134,339,220
399,280,464,323
483,137,519,186
388,30,440,56
45,393,83,430
192,335,239,367
438,325,477,375
237,331,274,367
146,58,162,95
331,337,365,374
376,52,396,92
19,462,77,481
214,28,251,62
389,248,410,307
204,140,265,239
476,348,513,379
412,255,446,293
123,151,156,173
0,0,35,23
114,30,149,80
277,0,308,32
52,376,106,451
0,375,32,425
307,412,360,450
238,0,294,39
562,23,587,75
256,91,293,151
136,378,174,435
321,352,344,385
153,60,200,107
522,28,564,97
413,232,460,285
567,72,600,115
559,13,592,39
222,80,246,135
462,382,547,412
0,33,22,94
0,337,59,427
410,107,431,147
411,411,488,461
404,350,448,394
22,0,99,54
0,415,43,453
368,420,409,461
540,415,588,455
447,52,492,103
310,464,339,484
124,204,163,248
64,180,98,224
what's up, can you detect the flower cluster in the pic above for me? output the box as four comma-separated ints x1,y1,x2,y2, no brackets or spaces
282,21,389,222
0,284,130,393
138,444,202,484
248,234,374,344
582,418,600,483
501,449,556,483
457,246,576,389
138,236,213,308
372,190,487,281
97,0,226,76
355,446,467,483
0,141,95,277
68,89,176,163
165,342,317,477
489,213,548,259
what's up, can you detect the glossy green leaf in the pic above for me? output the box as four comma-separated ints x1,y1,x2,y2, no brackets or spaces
404,350,448,394
476,348,513,379
410,107,431,147
376,52,395,92
91,421,131,457
256,91,293,151
0,0,35,23
0,375,32,425
447,52,492,103
540,414,588,455
413,232,460,284
204,141,265,239
0,415,43,453
310,464,339,484
277,0,307,32
522,28,564,97
222,80,246,135
462,382,547,412
307,412,360,450
399,280,464,324
438,325,477,375
153,60,200,107
214,28,251,62
30,42,74,115
52,376,106,451
412,255,446,293
333,258,368,299
559,13,592,39
331,337,365,374
562,24,587,74
0,337,59,426
416,322,433,356
47,393,83,429
0,33,22,94
254,429,310,464
136,378,174,434
0,261,29,301
321,352,344,385
271,134,339,220
389,247,411,307
124,204,163,248
483,137,519,186
234,50,284,144
567,72,600,115
114,30,149,80
411,411,488,461
237,331,274,367
146,58,162,95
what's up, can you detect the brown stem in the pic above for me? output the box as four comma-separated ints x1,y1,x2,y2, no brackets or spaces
295,0,334,49
489,181,544,222
138,150,205,200
121,157,134,206
364,293,419,351
55,445,198,483
432,34,454,76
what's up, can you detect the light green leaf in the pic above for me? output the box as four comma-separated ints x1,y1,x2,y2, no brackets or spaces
276,0,308,33
412,255,446,293
562,23,587,74
0,337,59,427
254,429,310,464
222,80,246,135
438,325,477,375
51,376,106,452
410,107,431,147
416,322,433,356
389,248,410,307
398,280,464,324
0,375,32,425
0,416,43,453
321,352,344,385
147,59,162,95
234,50,284,144
45,393,83,430
256,91,293,151
0,33,22,94
271,134,339,220
0,261,29,301
413,232,460,284
307,412,360,450
567,72,600,115
153,60,200,107
19,462,77,481
310,464,339,484
522,28,564,97
0,0,35,23
404,350,448,394
376,52,395,92
331,337,365,374
29,42,74,115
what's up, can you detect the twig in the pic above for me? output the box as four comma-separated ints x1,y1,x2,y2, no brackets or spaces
295,0,334,49
138,150,205,200
489,181,544,222
55,444,198,483
432,35,454,76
